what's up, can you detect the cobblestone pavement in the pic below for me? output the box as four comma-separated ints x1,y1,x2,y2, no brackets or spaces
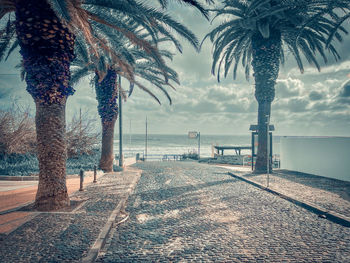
98,161,350,263
225,167,350,218
0,168,140,262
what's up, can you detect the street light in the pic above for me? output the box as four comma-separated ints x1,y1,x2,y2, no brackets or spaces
118,75,123,167
118,76,134,168
266,114,270,187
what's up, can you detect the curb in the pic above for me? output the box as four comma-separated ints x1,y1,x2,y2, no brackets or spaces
227,172,350,228
0,176,39,181
82,169,141,263
0,172,103,181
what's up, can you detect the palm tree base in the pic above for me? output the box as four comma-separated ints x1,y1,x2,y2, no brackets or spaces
35,192,70,211
99,160,114,173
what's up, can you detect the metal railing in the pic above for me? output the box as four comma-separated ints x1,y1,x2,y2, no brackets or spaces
142,154,183,161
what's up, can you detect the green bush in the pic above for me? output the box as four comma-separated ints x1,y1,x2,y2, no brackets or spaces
0,149,102,176
0,153,38,176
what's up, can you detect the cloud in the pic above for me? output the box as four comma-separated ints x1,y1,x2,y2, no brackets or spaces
309,91,323,101
207,85,237,102
275,78,302,98
1,5,350,136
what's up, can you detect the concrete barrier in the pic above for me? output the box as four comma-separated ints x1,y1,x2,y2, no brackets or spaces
280,136,350,182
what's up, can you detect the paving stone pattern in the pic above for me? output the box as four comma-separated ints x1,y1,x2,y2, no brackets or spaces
241,170,350,218
99,162,350,263
0,172,137,263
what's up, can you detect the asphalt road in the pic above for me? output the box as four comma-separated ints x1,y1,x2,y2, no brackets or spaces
98,161,350,263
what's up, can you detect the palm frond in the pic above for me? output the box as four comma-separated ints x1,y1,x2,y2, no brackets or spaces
4,37,17,60
0,19,15,61
0,0,15,20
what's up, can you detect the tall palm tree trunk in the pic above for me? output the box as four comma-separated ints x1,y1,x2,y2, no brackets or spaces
99,118,117,172
35,101,69,209
15,0,75,210
251,32,281,174
95,69,119,172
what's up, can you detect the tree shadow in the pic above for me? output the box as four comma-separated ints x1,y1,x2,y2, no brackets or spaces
274,169,350,201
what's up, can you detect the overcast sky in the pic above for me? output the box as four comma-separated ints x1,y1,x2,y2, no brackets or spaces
0,2,350,136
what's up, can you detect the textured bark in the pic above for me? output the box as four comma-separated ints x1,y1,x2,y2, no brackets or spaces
95,69,119,172
15,0,75,210
34,101,69,210
254,101,272,173
99,119,117,172
251,31,281,173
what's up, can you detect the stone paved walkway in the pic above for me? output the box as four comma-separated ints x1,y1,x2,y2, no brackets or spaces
0,171,104,234
98,162,350,262
223,166,350,219
0,167,141,262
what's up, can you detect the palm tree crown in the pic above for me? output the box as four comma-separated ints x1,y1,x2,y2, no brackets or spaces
204,0,349,173
206,0,347,84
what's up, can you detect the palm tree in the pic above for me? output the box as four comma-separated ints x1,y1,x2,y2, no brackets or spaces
158,0,215,19
0,0,204,210
204,0,348,173
68,6,201,173
71,41,179,172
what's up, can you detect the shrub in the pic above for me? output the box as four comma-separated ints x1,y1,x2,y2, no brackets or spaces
0,106,36,156
0,107,102,176
66,110,100,158
0,153,38,176
66,148,101,174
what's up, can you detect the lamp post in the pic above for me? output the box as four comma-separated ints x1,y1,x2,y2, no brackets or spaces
118,75,123,167
198,132,201,159
266,114,270,187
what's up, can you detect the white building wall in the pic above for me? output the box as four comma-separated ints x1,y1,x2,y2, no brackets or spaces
280,137,350,182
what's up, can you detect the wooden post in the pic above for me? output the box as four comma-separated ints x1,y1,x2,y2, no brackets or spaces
79,169,84,191
93,165,97,183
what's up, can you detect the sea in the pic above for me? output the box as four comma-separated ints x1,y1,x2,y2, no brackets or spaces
113,134,281,159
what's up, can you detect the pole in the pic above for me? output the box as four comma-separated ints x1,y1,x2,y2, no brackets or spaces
266,115,270,187
198,132,200,160
79,108,82,155
79,169,84,191
129,119,132,146
145,117,148,161
251,132,254,171
93,165,97,183
119,75,123,167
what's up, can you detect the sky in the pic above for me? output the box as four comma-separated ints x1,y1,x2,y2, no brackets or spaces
0,2,350,136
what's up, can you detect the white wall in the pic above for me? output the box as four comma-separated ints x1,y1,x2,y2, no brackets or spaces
280,137,350,182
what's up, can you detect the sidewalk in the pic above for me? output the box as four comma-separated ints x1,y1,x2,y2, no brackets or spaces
0,167,141,262
220,165,350,226
0,171,105,234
